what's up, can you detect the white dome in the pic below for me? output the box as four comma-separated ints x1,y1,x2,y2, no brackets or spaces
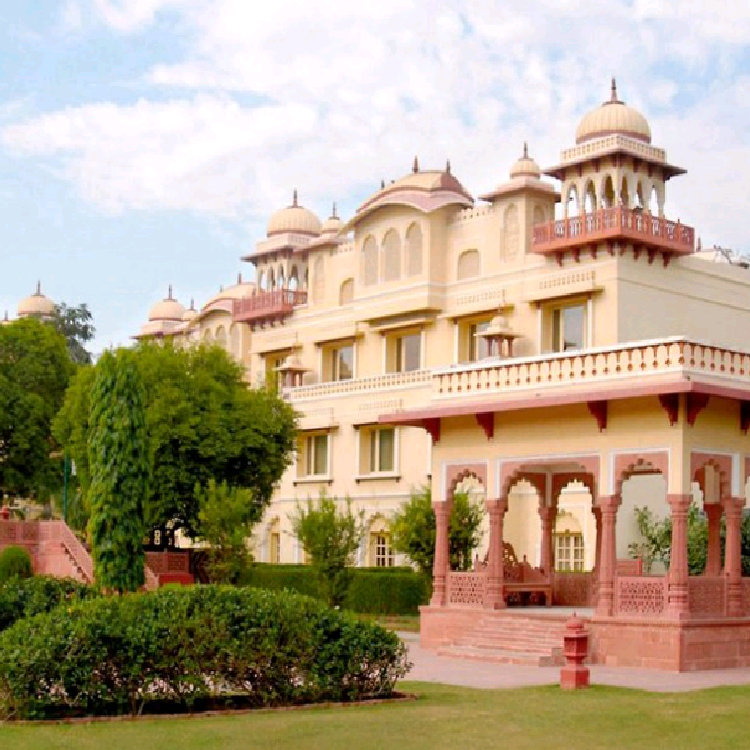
17,282,56,319
267,190,322,237
509,143,541,179
148,286,185,322
575,79,651,145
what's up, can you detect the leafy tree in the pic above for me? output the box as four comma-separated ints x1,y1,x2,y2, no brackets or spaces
196,480,256,584
53,303,95,365
54,341,296,538
390,485,485,575
87,349,149,593
291,494,366,607
0,318,75,499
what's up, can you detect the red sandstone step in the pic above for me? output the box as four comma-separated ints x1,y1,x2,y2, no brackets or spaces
436,645,565,667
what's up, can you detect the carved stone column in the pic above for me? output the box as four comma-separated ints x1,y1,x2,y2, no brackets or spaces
430,499,453,607
667,494,691,619
485,498,508,609
723,496,744,617
595,495,621,617
591,505,602,605
538,505,556,575
704,503,723,577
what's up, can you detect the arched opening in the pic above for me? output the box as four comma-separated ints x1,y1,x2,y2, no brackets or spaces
565,184,580,217
583,180,597,214
451,473,487,571
258,270,266,292
457,249,480,280
635,181,646,209
288,265,299,291
405,223,423,277
268,268,275,291
277,266,285,290
312,256,325,305
339,278,354,305
366,515,394,567
601,175,615,209
620,176,630,208
202,329,213,343
214,325,227,348
505,479,543,568
555,479,595,572
362,235,378,286
382,229,401,282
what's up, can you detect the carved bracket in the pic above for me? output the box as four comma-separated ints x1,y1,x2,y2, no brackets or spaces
686,392,709,427
586,400,607,431
741,401,750,435
476,412,495,441
658,393,679,426
422,417,441,445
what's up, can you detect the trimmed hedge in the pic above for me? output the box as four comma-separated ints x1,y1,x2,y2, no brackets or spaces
240,565,430,615
0,547,33,583
0,585,410,719
0,576,97,633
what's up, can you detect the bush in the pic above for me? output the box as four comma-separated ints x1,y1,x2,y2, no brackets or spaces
0,547,33,583
240,564,430,615
0,576,97,633
0,585,410,719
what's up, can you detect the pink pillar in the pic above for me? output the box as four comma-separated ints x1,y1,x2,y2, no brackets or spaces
704,503,723,577
430,500,452,607
591,505,602,605
595,495,621,617
538,505,556,575
667,494,691,619
723,496,744,617
485,498,508,609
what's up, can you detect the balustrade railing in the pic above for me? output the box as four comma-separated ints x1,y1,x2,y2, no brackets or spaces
286,368,432,401
532,206,694,253
232,289,307,321
447,571,487,607
615,575,667,616
688,576,725,617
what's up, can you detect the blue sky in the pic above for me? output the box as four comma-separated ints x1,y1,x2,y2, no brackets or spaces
2,0,750,352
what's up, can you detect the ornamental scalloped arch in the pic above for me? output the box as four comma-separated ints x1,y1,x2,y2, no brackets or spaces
551,472,597,506
445,464,488,503
691,453,732,501
613,452,669,498
501,470,547,507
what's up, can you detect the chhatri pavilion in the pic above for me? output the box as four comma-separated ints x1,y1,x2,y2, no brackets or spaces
125,78,750,671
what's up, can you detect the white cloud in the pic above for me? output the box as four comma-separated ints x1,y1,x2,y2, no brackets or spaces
3,0,750,250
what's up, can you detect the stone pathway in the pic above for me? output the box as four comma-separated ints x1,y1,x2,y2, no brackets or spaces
401,633,750,693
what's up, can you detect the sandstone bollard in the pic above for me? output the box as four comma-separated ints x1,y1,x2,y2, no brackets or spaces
560,612,590,690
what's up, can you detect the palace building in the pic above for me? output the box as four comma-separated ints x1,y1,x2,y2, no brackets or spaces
134,80,750,670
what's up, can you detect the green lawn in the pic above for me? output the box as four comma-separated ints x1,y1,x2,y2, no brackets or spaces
355,613,420,632
2,681,750,750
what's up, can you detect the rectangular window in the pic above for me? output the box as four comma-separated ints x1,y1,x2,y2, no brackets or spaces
300,433,329,477
552,304,586,352
395,333,421,372
364,427,396,474
555,534,584,572
468,321,490,362
270,532,281,564
331,344,353,381
372,533,394,567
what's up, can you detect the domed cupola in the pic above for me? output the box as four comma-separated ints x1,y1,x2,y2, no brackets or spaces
509,143,541,179
181,298,198,322
320,203,342,236
266,190,322,238
17,281,56,320
575,78,651,145
148,286,185,322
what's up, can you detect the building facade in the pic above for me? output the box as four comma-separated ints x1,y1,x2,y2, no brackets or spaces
135,79,750,600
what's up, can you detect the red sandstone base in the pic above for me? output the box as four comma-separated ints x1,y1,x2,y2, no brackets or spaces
560,664,590,689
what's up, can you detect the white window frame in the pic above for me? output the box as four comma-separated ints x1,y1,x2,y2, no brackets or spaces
357,426,400,479
297,432,331,481
551,302,587,353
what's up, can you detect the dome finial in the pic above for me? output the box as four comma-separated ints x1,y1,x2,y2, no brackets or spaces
610,77,619,102
190,297,195,310
35,280,41,296
381,179,385,189
413,156,419,173
292,189,298,207
332,201,337,219
237,272,242,285
523,141,529,158
168,284,173,300
446,159,451,174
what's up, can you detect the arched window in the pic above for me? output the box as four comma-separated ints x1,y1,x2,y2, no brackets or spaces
339,278,354,305
583,181,597,213
277,266,285,290
565,184,580,217
268,268,276,290
601,175,615,208
214,325,227,348
203,329,213,343
362,235,378,286
620,176,630,208
502,204,519,261
312,256,325,305
289,265,299,291
457,249,480,280
405,223,423,277
382,229,401,282
258,270,266,291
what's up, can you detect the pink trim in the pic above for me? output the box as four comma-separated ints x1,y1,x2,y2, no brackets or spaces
446,464,487,500
691,453,732,499
613,452,669,496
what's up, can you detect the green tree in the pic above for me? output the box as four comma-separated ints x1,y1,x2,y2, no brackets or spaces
87,349,149,593
390,485,485,575
54,341,296,538
0,318,75,499
196,479,256,583
291,494,365,607
53,303,95,365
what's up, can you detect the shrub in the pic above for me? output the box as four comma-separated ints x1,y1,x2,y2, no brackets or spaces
0,575,97,632
240,564,430,615
0,585,410,719
0,547,33,583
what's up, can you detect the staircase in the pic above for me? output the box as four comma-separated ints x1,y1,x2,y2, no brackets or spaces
436,611,571,666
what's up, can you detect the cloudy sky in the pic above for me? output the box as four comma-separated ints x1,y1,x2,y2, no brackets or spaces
1,1,749,351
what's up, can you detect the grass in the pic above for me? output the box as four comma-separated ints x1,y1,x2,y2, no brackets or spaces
355,613,420,632
2,681,750,750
